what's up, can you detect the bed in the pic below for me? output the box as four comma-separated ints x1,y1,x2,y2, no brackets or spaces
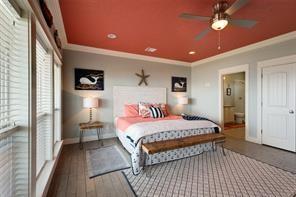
113,86,220,175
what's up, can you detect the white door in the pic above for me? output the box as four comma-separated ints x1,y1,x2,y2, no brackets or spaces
262,63,296,152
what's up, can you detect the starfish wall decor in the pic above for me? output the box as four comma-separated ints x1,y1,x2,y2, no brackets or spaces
135,69,150,86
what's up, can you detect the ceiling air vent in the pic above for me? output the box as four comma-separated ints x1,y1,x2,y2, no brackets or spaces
145,47,157,53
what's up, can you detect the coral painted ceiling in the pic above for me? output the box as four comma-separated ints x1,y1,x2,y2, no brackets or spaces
60,0,296,62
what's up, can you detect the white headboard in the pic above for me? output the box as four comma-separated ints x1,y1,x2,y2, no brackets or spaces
113,86,167,117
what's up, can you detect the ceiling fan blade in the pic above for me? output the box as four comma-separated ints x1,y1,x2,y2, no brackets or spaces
180,13,211,22
229,19,257,28
195,27,211,41
225,0,249,15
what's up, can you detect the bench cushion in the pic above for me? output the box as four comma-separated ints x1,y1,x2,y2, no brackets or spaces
142,133,225,154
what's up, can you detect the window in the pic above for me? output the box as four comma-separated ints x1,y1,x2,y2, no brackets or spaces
0,1,29,196
1,0,63,195
36,40,53,175
0,2,19,132
54,63,62,144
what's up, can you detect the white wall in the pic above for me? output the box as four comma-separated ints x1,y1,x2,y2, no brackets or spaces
62,50,191,140
62,38,296,142
191,39,296,139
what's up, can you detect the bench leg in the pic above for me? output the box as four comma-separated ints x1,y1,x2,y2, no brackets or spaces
142,152,146,171
212,141,218,152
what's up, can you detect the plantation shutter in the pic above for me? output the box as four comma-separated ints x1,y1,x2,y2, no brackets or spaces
0,1,19,132
0,1,29,196
54,63,61,144
36,40,53,175
0,137,13,196
0,2,18,197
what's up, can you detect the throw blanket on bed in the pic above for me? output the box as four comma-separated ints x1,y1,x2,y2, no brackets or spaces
182,114,220,133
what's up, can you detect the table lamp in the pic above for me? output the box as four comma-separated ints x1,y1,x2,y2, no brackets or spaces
83,97,99,122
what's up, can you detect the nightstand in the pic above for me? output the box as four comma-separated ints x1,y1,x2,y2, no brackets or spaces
79,121,104,149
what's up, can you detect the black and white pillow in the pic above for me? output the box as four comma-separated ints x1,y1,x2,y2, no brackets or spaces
149,106,165,118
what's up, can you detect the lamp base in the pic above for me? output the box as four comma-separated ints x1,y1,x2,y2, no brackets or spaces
88,108,93,123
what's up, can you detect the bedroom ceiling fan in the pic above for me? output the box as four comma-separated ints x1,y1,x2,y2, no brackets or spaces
180,0,257,41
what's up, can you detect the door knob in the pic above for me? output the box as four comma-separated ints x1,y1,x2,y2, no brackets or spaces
289,110,294,114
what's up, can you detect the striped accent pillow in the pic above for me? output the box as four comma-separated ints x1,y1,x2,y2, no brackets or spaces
149,106,165,118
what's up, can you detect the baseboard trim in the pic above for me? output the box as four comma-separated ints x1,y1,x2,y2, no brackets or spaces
63,133,117,145
246,136,261,144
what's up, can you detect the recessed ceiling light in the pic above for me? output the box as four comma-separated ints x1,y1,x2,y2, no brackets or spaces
145,47,157,53
188,51,196,55
107,33,117,39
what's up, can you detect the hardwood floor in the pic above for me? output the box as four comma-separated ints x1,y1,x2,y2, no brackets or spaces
47,139,134,197
47,137,296,197
224,127,245,140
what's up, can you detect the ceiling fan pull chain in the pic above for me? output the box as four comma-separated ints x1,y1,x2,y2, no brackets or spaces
218,31,221,50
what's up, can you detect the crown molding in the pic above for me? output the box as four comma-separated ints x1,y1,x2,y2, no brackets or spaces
64,43,191,67
191,31,296,67
47,0,67,47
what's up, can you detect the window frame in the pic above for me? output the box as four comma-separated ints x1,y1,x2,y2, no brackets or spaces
35,37,54,176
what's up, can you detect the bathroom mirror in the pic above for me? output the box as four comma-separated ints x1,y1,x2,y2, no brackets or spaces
226,88,231,96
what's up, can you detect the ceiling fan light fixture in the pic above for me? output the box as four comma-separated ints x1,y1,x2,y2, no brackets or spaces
211,13,229,31
211,19,228,30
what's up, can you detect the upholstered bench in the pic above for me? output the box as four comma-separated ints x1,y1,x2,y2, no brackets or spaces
142,133,226,176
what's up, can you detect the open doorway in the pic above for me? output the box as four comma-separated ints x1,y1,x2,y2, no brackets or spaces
219,64,249,141
223,72,246,140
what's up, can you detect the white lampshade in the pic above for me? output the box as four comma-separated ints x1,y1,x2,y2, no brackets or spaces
83,97,99,108
178,96,189,105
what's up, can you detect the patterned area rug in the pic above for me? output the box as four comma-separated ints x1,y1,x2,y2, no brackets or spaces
86,145,130,178
123,148,296,197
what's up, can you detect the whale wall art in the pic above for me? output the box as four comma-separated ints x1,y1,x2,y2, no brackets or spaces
75,68,104,90
172,76,187,92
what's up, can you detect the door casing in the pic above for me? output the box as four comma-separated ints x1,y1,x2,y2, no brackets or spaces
218,64,249,142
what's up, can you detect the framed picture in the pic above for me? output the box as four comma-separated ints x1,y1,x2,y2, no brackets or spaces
226,88,231,96
75,68,104,90
172,76,187,92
